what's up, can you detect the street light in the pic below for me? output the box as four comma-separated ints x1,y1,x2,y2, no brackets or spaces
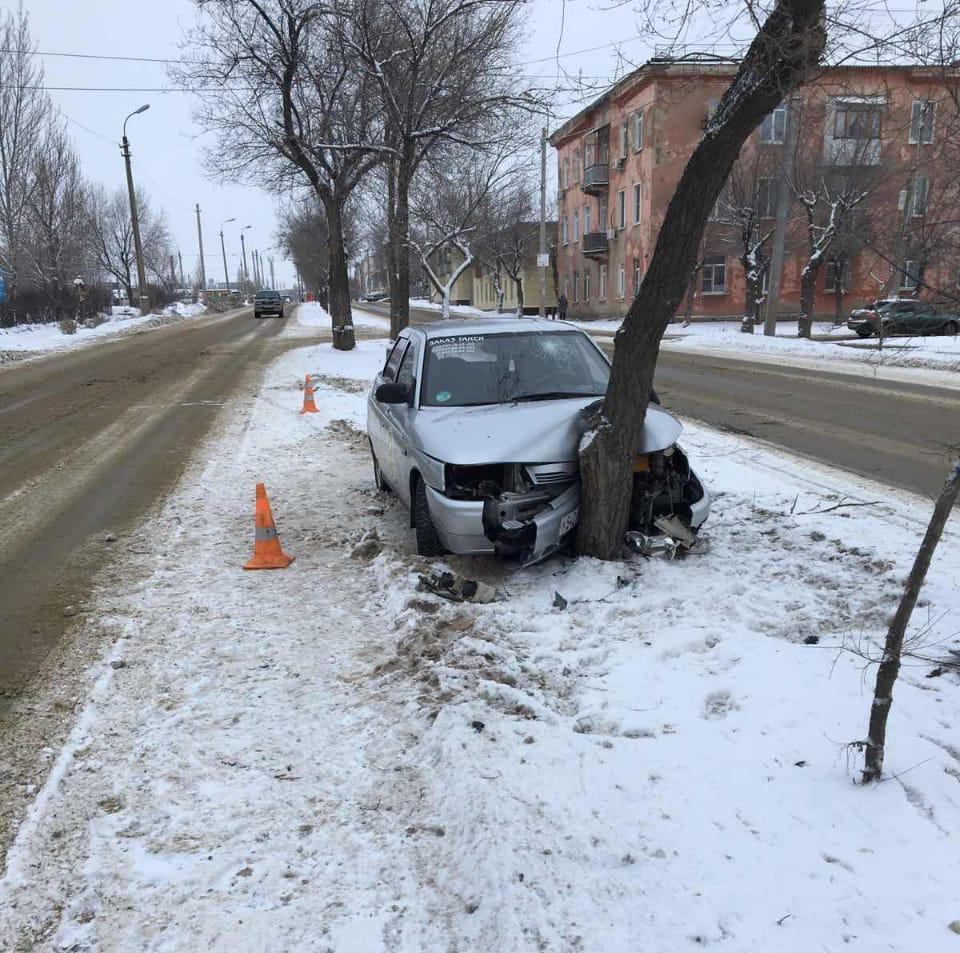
240,225,252,292
121,104,150,312
220,217,236,294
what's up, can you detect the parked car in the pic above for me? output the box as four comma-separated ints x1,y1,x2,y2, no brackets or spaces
847,299,959,337
253,290,284,319
367,319,711,564
361,291,390,302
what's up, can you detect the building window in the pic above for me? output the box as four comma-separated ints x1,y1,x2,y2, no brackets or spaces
633,110,644,151
573,271,580,303
900,260,922,291
584,269,591,302
633,257,641,295
617,261,625,298
617,189,626,229
760,104,786,143
909,100,935,144
599,264,607,300
912,174,929,216
620,121,628,159
701,255,727,294
833,106,881,140
562,215,569,245
584,204,591,234
573,210,579,242
574,149,581,182
824,256,850,293
633,183,642,224
757,177,776,218
562,158,570,188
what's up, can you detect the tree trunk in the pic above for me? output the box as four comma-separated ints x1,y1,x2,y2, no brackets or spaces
386,158,399,337
576,0,826,559
862,460,960,782
834,283,844,325
389,157,413,339
798,261,818,338
323,196,355,351
514,274,523,317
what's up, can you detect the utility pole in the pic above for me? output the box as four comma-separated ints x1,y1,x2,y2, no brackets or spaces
169,254,177,289
195,204,207,292
121,104,150,313
240,225,251,292
269,256,276,290
220,217,235,294
252,249,259,288
763,96,799,336
178,250,185,289
538,124,548,319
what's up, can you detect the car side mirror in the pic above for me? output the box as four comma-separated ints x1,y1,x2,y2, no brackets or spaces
375,381,410,404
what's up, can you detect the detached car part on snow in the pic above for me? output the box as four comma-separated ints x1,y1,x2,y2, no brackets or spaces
367,320,711,565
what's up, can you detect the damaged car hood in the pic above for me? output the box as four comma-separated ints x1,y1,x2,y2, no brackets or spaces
412,398,683,465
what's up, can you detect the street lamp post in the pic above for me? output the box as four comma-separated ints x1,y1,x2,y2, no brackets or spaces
220,217,236,295
121,104,150,312
240,225,251,293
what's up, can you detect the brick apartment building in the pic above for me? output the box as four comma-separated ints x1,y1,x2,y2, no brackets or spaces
549,57,960,321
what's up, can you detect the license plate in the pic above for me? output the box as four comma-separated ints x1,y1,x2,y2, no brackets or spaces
559,508,580,536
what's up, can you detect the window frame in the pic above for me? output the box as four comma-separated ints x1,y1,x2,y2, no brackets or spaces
633,183,642,225
900,260,922,291
616,189,626,230
573,270,580,303
760,104,787,144
912,174,930,217
620,121,629,159
617,260,626,299
632,257,642,295
584,204,591,235
909,100,935,145
584,269,591,303
701,255,727,295
382,338,408,380
572,209,580,243
598,263,608,300
562,215,569,245
633,110,644,151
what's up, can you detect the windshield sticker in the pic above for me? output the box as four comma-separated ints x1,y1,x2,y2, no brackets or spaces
431,335,485,359
435,390,452,403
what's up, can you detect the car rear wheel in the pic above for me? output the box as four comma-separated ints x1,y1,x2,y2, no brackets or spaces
413,477,446,557
946,320,959,336
855,326,873,338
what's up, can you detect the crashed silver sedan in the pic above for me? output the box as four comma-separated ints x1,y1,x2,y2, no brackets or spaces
366,318,710,564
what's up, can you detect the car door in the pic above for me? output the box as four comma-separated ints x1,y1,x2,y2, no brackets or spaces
387,338,421,507
369,336,408,487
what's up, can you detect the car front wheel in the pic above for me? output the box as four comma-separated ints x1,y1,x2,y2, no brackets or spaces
413,478,446,557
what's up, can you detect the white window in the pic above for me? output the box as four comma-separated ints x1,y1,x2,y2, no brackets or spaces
701,255,726,294
633,257,641,295
617,189,626,229
824,256,850,292
900,260,921,291
633,110,644,151
574,149,581,182
562,215,569,245
599,264,608,299
757,177,776,218
633,183,642,224
620,121,628,159
584,204,591,234
617,261,625,298
912,174,929,216
562,158,570,188
760,104,787,144
584,269,591,302
573,271,580,303
909,100,935,145
573,210,579,242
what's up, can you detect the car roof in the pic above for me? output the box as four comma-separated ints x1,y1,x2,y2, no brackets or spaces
413,318,585,340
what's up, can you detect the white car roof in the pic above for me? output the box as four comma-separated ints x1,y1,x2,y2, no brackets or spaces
417,318,583,340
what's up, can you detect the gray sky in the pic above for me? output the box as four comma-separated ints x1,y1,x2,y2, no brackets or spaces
25,0,667,288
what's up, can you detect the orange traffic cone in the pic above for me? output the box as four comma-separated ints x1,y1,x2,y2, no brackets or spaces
243,483,295,570
300,374,318,414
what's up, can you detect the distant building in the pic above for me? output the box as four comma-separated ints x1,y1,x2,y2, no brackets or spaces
473,222,559,315
550,58,960,321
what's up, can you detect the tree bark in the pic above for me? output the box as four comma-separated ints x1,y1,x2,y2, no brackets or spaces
513,274,524,317
323,195,355,351
390,157,413,339
798,262,819,338
576,0,826,559
862,460,960,783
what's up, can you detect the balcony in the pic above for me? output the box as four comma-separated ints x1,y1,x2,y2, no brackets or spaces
582,231,609,258
581,163,609,195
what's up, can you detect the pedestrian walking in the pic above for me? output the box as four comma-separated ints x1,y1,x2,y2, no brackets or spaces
557,293,568,321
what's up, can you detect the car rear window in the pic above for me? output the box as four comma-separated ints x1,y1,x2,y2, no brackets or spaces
256,291,280,300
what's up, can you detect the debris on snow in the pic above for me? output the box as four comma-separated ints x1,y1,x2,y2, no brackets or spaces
417,570,497,604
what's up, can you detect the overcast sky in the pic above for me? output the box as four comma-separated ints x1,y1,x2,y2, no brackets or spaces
25,0,697,288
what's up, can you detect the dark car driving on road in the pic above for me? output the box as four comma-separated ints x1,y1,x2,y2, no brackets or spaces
847,299,959,338
254,290,285,319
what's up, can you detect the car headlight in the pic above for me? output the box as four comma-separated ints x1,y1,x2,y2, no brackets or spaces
416,451,446,491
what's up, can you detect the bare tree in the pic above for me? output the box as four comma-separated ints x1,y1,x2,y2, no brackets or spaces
335,0,540,337
0,5,50,297
176,0,386,349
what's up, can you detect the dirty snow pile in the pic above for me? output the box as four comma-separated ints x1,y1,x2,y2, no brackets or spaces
2,333,959,952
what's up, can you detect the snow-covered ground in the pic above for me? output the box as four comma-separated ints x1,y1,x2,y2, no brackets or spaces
294,300,392,335
2,330,959,951
0,301,209,359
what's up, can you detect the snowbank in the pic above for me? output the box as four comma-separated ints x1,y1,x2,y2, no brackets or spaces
2,334,959,951
0,302,208,359
296,300,391,332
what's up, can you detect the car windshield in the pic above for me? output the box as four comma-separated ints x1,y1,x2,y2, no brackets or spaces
256,291,280,300
420,330,610,407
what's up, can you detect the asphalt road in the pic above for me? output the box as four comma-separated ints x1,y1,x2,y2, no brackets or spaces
359,301,960,500
0,308,318,691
